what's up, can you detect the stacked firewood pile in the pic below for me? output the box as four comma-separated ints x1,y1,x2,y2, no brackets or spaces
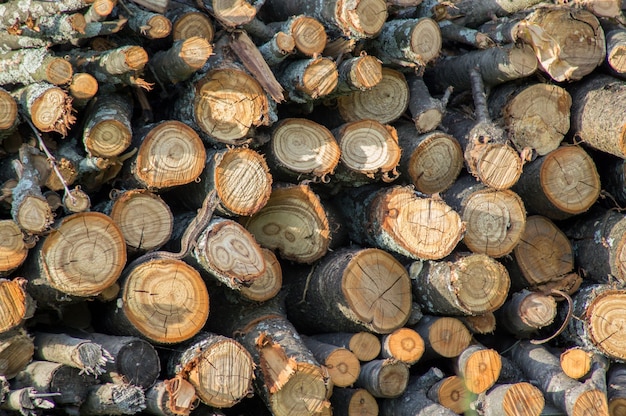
3,0,626,415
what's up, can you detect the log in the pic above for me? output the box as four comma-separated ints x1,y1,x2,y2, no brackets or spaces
285,246,412,334
270,15,327,57
0,329,34,380
11,82,75,136
0,48,73,86
455,344,502,394
242,183,330,264
277,56,338,103
301,336,361,388
495,289,557,338
442,174,526,258
196,0,262,28
460,313,497,335
167,331,254,408
337,184,464,260
560,347,594,381
427,375,475,414
512,145,600,220
309,332,382,362
0,386,55,414
409,253,510,316
144,380,196,416
238,247,282,302
82,92,133,158
603,21,626,78
0,278,33,335
165,4,214,42
608,363,626,416
103,255,209,345
331,53,383,96
122,0,172,40
476,382,545,416
423,0,544,28
149,37,213,84
356,359,409,399
0,12,87,50
380,327,425,365
412,315,472,359
438,19,495,49
258,31,296,66
79,383,146,415
406,75,449,134
329,388,378,416
395,123,463,195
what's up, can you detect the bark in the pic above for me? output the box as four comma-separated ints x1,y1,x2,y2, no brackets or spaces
82,92,133,158
0,329,34,380
477,382,545,416
122,0,172,39
301,336,361,388
129,0,169,14
103,255,209,345
166,4,214,42
409,253,510,316
438,19,495,49
11,82,75,136
149,37,212,84
455,344,502,394
79,383,146,415
277,56,338,103
442,174,526,258
257,32,296,66
0,12,86,50
0,0,92,30
411,315,472,359
356,359,409,399
496,289,557,338
423,0,544,28
380,327,425,365
427,375,475,414
22,212,126,306
406,75,449,134
395,123,463,194
336,184,464,260
167,332,254,408
608,363,626,415
329,388,378,416
512,145,600,220
83,0,116,24
308,332,381,362
285,246,412,334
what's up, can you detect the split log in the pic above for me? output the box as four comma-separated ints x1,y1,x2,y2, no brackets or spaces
336,67,409,124
502,215,581,294
412,315,472,359
165,4,215,42
277,56,338,103
559,347,594,381
285,246,412,334
149,37,213,84
32,332,113,377
380,327,425,365
336,184,464,260
329,388,378,416
442,174,526,258
259,0,388,39
512,145,600,220
569,74,626,158
79,383,146,415
82,92,133,158
11,82,75,135
608,363,626,415
301,336,361,388
409,253,510,316
475,382,545,416
509,341,609,415
12,361,97,406
406,75,449,134
332,119,401,186
22,212,127,306
395,124,463,195
122,0,172,40
309,332,382,362
356,359,409,399
427,375,475,414
0,386,55,415
238,248,282,302
167,331,254,408
455,344,502,394
0,48,73,86
495,289,557,338
365,17,442,68
242,183,330,264
124,120,206,191
563,209,626,284
103,255,209,345
487,81,571,156
266,118,341,182
0,329,34,379
81,332,160,389
0,278,33,334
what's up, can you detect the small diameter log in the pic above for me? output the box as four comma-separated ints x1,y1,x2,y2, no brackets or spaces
0,0,91,30
150,37,213,84
332,53,383,96
509,341,608,415
239,248,282,302
406,76,448,134
366,17,441,67
82,92,133,158
69,73,99,109
309,332,382,362
106,189,173,254
424,43,537,93
23,212,127,305
168,332,254,408
569,74,626,158
488,81,571,156
79,383,146,415
455,344,502,394
0,88,18,139
329,388,378,416
337,184,464,260
442,174,526,258
122,0,172,39
272,15,327,57
0,48,73,86
608,363,626,415
32,332,113,377
356,359,409,398
144,380,195,416
104,255,209,345
0,329,34,379
395,123,463,195
172,66,270,145
409,253,510,316
380,327,425,365
242,183,330,264
496,289,557,338
427,0,544,28
560,347,593,380
175,147,271,217
11,82,75,136
197,0,261,28
267,118,341,182
0,278,33,334
563,284,626,361
68,45,150,88
438,19,495,49
126,120,206,191
285,246,412,334
0,386,55,414
166,4,215,42
332,119,401,185
478,382,545,416
460,313,497,335
517,7,605,82
0,12,86,50
603,23,626,78
258,32,296,66
302,336,361,388
337,67,409,124
12,361,97,405
512,145,600,220
81,332,160,389
278,56,338,103
503,215,580,294
427,375,475,414
259,0,387,39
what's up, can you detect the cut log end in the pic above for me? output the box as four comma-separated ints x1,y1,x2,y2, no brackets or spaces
0,89,17,131
492,382,545,416
457,346,502,394
428,375,473,414
46,57,74,86
409,17,442,64
382,327,425,365
212,0,257,27
349,54,383,90
475,143,523,190
452,254,511,315
29,86,75,136
178,37,213,70
291,16,327,57
349,332,382,362
85,119,132,158
0,221,28,276
585,290,626,361
573,390,609,416
323,348,360,387
420,316,472,358
357,359,409,399
268,363,330,416
172,11,214,43
238,248,282,302
299,57,338,99
144,15,172,39
0,278,31,333
123,45,150,72
0,330,35,379
69,73,99,103
343,0,388,38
